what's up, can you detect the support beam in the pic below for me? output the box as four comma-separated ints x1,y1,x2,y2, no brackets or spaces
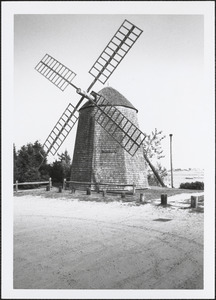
143,152,166,187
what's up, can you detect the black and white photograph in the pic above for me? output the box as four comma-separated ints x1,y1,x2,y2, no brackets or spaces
2,1,215,299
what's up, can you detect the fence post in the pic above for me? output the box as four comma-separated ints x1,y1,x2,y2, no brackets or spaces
121,192,126,199
15,180,18,192
96,182,100,193
133,183,136,195
191,196,198,208
63,178,66,190
49,178,52,190
86,187,91,195
161,194,167,205
140,193,144,203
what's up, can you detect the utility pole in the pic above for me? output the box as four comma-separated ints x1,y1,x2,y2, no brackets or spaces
169,134,174,188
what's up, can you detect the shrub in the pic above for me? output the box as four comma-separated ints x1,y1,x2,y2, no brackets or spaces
179,181,204,190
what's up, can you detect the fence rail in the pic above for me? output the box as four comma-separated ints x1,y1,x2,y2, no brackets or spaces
63,179,136,194
13,178,52,192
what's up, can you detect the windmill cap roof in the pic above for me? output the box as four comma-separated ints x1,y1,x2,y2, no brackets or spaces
79,87,138,112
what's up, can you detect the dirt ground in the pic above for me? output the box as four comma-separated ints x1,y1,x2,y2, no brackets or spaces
14,188,204,290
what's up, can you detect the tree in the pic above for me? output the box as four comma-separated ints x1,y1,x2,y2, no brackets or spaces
143,128,166,160
57,150,71,180
49,150,72,184
15,141,49,183
142,129,167,187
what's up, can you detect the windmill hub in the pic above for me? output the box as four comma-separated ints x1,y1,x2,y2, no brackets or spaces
76,88,95,102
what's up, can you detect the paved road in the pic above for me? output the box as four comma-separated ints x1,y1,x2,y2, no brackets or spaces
14,195,203,290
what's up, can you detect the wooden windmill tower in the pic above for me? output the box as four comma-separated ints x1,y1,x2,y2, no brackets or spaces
71,86,148,189
35,20,149,190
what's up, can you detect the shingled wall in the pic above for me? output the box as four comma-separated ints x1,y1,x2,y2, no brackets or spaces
70,108,95,183
92,106,148,189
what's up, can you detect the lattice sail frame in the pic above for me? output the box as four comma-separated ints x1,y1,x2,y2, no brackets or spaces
40,103,79,157
90,91,146,156
35,54,77,91
89,20,143,84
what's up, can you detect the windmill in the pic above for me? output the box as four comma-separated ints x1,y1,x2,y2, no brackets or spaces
35,19,151,189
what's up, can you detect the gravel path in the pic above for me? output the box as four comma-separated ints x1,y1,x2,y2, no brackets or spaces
14,193,203,290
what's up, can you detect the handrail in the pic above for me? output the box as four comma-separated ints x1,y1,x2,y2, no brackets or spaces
64,179,136,194
13,181,49,186
14,178,52,192
65,180,135,187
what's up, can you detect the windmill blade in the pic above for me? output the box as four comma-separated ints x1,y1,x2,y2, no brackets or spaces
90,91,146,156
89,19,143,85
35,54,77,91
40,103,79,158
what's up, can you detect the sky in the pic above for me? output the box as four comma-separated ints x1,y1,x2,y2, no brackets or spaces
12,6,211,170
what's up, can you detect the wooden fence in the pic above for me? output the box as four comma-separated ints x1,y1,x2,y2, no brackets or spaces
13,178,52,192
63,179,136,194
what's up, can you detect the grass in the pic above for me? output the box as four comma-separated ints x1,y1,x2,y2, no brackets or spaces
14,186,204,204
